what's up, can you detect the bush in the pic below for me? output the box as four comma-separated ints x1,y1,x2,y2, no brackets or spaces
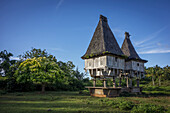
104,99,134,110
119,101,134,110
102,99,119,108
79,90,89,95
131,104,166,113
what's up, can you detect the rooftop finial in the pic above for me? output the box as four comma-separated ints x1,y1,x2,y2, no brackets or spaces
100,15,107,22
125,32,130,39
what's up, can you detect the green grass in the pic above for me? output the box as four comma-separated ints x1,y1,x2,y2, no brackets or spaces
0,90,170,113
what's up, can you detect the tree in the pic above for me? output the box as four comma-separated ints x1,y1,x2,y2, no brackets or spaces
57,61,75,77
163,65,170,80
15,57,63,92
19,48,57,62
155,65,164,86
74,67,85,81
146,67,156,86
0,50,16,76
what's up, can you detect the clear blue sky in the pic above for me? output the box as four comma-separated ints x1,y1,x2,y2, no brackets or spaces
1,0,170,73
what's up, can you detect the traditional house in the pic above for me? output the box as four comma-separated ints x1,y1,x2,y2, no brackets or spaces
121,32,148,88
81,15,147,97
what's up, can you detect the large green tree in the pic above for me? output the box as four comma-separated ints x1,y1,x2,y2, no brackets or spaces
15,57,63,92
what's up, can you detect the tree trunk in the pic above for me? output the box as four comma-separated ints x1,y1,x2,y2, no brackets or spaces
159,76,161,86
152,76,155,86
42,84,45,93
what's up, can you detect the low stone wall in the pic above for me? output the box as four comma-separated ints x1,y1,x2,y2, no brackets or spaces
121,87,142,94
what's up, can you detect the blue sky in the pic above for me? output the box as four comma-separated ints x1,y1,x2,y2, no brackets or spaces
0,0,170,73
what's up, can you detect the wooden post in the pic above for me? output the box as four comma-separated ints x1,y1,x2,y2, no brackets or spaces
93,77,96,87
103,79,106,87
113,76,116,88
129,78,132,87
137,72,139,87
126,76,129,87
137,79,139,87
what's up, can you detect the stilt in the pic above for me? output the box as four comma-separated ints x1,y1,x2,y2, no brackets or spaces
126,76,129,87
129,78,132,87
93,77,96,87
137,79,139,87
113,76,116,87
103,78,106,87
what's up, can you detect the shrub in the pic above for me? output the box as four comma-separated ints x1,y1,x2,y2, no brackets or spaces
119,101,134,110
104,99,134,110
131,104,166,113
79,90,89,95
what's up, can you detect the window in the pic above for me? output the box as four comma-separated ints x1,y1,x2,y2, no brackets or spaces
137,63,139,66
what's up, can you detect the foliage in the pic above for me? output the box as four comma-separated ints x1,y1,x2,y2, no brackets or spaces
15,57,63,92
79,89,89,95
131,104,166,113
145,65,170,86
118,101,134,110
19,47,57,62
0,50,16,76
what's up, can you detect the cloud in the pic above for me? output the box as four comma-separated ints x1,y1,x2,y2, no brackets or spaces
134,26,166,47
10,57,20,60
56,0,64,9
0,57,20,61
139,49,170,54
133,26,170,54
112,28,125,38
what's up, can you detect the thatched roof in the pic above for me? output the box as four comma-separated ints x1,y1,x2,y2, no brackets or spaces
81,15,124,59
121,32,147,63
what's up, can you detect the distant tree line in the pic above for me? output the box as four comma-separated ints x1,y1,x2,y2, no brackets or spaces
145,65,170,86
0,48,90,92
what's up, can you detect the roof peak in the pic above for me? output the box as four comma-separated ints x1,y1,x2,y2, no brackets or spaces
125,32,130,39
100,15,107,22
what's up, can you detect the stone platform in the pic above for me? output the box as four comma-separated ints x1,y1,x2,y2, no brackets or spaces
86,87,142,97
86,87,121,97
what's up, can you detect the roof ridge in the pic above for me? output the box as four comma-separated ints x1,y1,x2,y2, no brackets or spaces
100,17,106,52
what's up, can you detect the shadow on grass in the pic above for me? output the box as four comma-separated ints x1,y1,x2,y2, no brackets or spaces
143,86,170,92
0,100,119,113
119,91,170,98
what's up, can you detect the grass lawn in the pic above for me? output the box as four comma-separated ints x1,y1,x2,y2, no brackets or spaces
0,90,170,113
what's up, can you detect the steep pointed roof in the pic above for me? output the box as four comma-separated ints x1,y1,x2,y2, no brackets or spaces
121,32,147,63
82,15,124,59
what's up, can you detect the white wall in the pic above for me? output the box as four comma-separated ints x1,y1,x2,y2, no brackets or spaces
107,56,125,69
131,61,144,72
85,56,106,69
